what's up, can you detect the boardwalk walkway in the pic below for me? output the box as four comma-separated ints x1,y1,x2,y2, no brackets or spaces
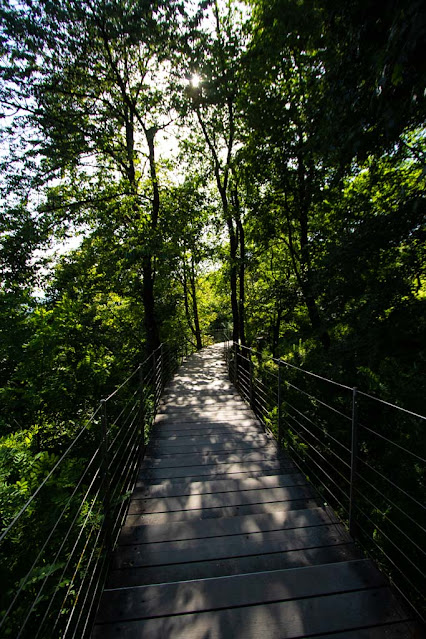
92,344,418,638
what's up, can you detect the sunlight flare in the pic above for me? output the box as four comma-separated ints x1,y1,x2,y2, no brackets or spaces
190,72,202,88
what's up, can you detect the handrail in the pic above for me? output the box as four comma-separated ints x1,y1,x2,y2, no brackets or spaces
0,338,195,639
224,339,425,625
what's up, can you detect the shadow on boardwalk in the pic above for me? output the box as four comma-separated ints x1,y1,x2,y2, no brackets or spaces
92,344,421,638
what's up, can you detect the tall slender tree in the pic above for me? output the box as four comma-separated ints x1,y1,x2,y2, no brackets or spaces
0,0,185,353
184,0,250,344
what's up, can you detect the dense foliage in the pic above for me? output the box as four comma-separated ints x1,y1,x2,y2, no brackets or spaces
0,0,425,634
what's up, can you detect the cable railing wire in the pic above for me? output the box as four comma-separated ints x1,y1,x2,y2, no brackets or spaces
0,412,97,545
357,456,426,511
224,338,426,624
357,389,426,420
352,501,425,580
284,410,351,480
355,470,426,534
108,384,140,432
284,379,353,422
1,337,192,638
359,423,426,463
352,516,426,623
0,445,102,631
352,484,426,557
286,442,350,516
104,364,142,402
285,422,350,501
22,472,104,639
284,398,351,456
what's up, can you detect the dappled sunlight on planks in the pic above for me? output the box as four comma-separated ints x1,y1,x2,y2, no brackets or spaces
92,344,420,638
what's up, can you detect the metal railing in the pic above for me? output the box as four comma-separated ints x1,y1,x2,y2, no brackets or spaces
0,340,192,639
224,341,425,624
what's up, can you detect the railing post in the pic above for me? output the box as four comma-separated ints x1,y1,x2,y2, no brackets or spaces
100,398,111,552
233,343,238,388
139,364,145,457
160,343,164,394
277,361,282,444
349,387,358,538
249,352,254,409
153,348,158,409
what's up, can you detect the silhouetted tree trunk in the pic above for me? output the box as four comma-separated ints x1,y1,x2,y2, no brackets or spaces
190,255,203,350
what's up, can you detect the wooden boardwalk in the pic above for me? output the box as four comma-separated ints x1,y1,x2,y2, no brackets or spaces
92,344,420,638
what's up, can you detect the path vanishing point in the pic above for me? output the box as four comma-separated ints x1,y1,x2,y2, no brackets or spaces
92,343,421,638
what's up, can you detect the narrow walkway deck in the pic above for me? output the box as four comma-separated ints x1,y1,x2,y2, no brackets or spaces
93,344,419,638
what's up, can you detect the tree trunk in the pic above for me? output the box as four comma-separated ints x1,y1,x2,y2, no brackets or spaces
194,105,239,345
140,128,161,355
236,215,246,346
146,131,160,227
190,255,203,350
303,287,331,350
227,215,240,343
142,256,160,355
272,306,282,358
220,183,239,344
219,185,239,345
297,155,331,350
232,186,246,346
182,257,195,338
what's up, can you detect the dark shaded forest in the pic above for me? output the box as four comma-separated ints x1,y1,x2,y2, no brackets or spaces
0,0,425,635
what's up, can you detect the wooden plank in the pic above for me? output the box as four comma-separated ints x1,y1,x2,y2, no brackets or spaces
124,498,321,526
143,449,284,468
160,395,242,406
133,472,307,499
155,419,260,429
118,507,336,545
305,624,424,638
162,396,240,401
106,543,362,588
159,401,247,411
127,485,314,515
160,389,237,397
158,403,252,414
92,587,408,639
139,468,299,485
95,559,386,623
155,420,259,432
138,459,295,480
111,523,349,569
154,428,262,438
162,392,237,398
151,433,271,446
155,431,262,442
95,345,421,639
154,412,257,424
146,443,275,458
149,440,272,455
154,422,265,439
